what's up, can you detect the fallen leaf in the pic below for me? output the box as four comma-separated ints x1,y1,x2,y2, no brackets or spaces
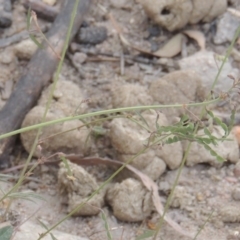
183,30,206,50
155,33,184,58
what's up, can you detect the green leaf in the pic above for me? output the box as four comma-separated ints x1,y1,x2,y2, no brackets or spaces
60,155,72,177
29,34,43,48
136,230,155,240
229,107,236,132
180,114,189,124
100,212,112,240
0,226,13,240
91,126,107,137
38,220,58,240
27,8,31,30
202,143,225,162
165,136,180,144
135,111,149,129
213,117,228,137
206,109,214,118
203,127,212,137
201,138,212,144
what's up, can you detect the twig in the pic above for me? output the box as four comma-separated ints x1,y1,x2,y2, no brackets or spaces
0,26,48,49
0,0,91,167
70,43,179,68
23,0,59,22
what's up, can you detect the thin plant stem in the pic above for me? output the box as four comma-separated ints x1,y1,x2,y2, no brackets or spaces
0,99,220,141
153,25,240,239
0,0,81,203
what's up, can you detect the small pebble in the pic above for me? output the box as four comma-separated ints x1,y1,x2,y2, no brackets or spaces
72,52,87,65
234,162,240,177
77,26,108,45
28,181,39,190
196,192,204,201
232,187,240,201
158,181,170,193
40,165,49,173
14,39,38,59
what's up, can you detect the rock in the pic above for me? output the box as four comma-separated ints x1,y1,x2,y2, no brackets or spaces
202,0,227,22
109,110,183,180
106,178,153,222
77,26,108,45
179,51,239,96
21,79,91,157
111,83,153,108
120,151,167,180
220,203,240,223
42,0,57,6
232,187,240,201
214,11,240,44
58,161,105,216
170,186,194,209
15,221,89,240
72,52,87,66
139,0,192,31
139,0,227,31
184,126,239,167
228,0,240,9
189,0,214,24
148,70,204,120
0,0,12,28
14,39,38,59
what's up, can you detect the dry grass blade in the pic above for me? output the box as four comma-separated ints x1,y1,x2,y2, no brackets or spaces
64,154,194,238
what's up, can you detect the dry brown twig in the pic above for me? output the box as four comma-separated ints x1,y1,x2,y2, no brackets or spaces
0,0,91,167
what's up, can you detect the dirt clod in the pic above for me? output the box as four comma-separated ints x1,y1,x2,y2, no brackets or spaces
58,160,105,216
106,178,153,221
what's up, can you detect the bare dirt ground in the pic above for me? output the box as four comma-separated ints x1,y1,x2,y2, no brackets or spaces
1,0,240,240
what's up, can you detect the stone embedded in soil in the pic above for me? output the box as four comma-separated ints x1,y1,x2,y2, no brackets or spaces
15,221,89,240
77,26,108,45
170,185,195,209
14,39,38,59
232,187,240,201
106,178,153,222
58,161,105,216
183,126,239,167
120,151,167,181
219,203,240,223
138,0,227,31
0,0,13,28
111,83,153,108
109,110,183,180
20,79,91,157
179,51,239,98
148,70,204,120
214,11,240,44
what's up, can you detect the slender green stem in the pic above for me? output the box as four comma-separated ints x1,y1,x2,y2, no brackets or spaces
0,0,81,203
38,148,148,239
0,99,219,140
153,25,240,239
